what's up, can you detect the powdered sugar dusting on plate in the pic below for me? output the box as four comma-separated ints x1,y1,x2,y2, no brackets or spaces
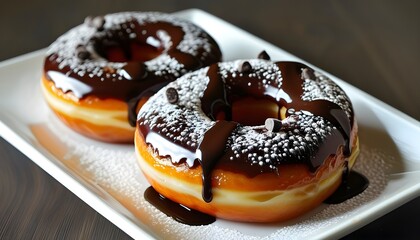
57,129,390,240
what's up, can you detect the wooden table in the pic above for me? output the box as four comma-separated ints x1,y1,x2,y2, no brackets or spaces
1,1,419,239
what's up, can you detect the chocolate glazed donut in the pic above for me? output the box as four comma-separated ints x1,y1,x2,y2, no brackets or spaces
41,12,222,142
135,56,365,223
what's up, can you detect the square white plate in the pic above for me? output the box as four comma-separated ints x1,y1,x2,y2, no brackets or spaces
1,9,419,240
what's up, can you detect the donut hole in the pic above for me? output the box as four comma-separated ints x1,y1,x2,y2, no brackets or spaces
215,97,280,126
96,38,164,63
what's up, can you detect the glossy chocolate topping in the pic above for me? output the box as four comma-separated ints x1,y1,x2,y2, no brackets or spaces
201,62,352,171
324,170,369,204
197,120,238,202
44,12,222,126
137,59,355,201
144,187,215,225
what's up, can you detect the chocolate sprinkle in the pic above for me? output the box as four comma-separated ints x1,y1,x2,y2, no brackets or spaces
302,68,316,80
92,16,106,31
281,115,299,129
166,87,179,104
257,50,271,60
239,61,252,73
265,118,282,132
85,15,106,31
75,46,90,60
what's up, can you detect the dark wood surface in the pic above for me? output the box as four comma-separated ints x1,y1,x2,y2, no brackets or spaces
1,1,419,239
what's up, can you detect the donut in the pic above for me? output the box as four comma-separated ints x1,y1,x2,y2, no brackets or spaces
135,57,359,222
41,12,222,142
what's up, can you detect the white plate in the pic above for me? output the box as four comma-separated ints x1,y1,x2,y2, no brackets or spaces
1,9,419,240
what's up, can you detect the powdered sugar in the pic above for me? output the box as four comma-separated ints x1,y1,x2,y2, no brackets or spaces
46,11,218,81
302,72,353,119
57,129,390,239
138,60,351,170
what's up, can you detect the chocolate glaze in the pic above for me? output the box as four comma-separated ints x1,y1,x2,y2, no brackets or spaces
138,60,357,202
44,12,222,127
144,187,215,225
202,62,352,171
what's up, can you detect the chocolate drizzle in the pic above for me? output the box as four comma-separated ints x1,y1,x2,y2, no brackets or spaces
201,62,353,170
138,59,356,203
139,119,238,201
144,187,215,225
196,120,238,202
277,63,352,158
201,64,231,120
44,12,222,127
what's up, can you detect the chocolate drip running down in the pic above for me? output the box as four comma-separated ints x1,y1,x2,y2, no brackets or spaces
201,62,353,170
144,187,215,225
139,119,238,203
324,171,369,204
196,120,238,202
277,63,352,158
201,64,232,120
138,60,357,204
